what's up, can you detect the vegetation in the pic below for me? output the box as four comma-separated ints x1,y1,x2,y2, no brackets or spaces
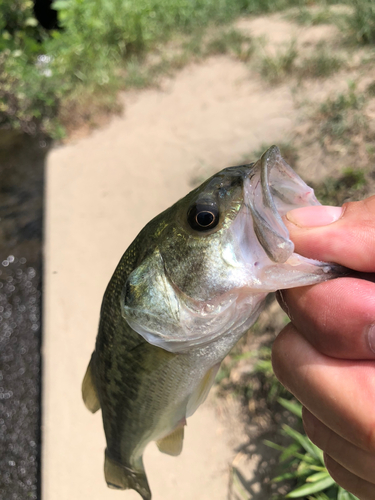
311,80,375,176
297,45,344,79
2,1,374,498
204,27,254,61
220,335,361,499
0,0,59,134
258,40,299,85
341,0,375,44
312,167,368,205
286,5,334,26
2,0,375,136
266,399,359,500
317,82,366,142
121,27,254,91
0,0,308,136
257,41,346,85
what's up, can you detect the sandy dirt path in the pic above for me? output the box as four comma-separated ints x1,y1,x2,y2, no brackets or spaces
43,54,297,500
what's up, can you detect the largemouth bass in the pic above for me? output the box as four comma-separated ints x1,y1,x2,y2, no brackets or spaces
83,146,341,500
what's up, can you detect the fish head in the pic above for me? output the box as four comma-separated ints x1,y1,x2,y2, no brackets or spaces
122,146,341,353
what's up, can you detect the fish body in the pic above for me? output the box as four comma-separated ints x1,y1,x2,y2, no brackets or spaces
83,146,340,499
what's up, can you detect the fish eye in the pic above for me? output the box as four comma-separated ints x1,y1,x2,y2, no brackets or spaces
187,202,219,231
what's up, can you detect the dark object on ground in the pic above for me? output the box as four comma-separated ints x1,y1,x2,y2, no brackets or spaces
33,0,60,30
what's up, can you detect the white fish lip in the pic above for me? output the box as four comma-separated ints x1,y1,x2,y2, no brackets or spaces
243,145,320,264
224,145,346,289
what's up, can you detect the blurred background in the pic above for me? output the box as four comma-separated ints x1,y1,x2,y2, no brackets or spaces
1,1,374,499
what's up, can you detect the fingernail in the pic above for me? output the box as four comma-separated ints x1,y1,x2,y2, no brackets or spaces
286,206,343,227
366,324,375,354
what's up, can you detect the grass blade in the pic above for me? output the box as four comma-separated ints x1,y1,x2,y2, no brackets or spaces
278,397,303,418
286,475,336,497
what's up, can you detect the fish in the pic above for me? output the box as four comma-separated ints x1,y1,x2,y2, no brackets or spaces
82,145,342,500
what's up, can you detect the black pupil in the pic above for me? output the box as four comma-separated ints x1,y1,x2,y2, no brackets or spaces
196,211,214,227
187,202,219,231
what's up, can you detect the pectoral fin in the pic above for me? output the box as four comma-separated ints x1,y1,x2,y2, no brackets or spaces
82,355,101,413
156,425,185,456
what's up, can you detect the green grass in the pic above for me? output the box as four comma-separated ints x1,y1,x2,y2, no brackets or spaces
286,6,334,26
205,27,254,61
121,27,254,91
0,0,313,136
218,341,360,500
258,40,298,85
258,41,346,85
266,399,360,499
311,167,368,205
2,0,374,136
340,0,375,45
306,81,375,180
317,82,366,142
297,45,344,79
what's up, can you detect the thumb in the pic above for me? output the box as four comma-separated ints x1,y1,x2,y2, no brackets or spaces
285,196,375,272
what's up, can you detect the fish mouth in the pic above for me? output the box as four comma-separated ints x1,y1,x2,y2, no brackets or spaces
243,145,320,264
224,145,346,290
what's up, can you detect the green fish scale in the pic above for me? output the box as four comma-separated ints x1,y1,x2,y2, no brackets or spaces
93,210,185,468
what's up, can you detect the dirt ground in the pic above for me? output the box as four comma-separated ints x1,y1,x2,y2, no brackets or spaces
43,13,368,500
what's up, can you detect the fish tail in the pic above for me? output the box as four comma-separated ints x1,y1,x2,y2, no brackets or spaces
82,354,101,413
104,450,151,500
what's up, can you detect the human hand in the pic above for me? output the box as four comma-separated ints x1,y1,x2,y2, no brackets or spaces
272,196,375,500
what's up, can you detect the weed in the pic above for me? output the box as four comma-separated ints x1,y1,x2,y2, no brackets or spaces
258,40,298,85
297,45,344,79
240,0,311,15
219,344,359,499
312,167,368,205
257,40,344,85
366,81,375,97
124,58,156,88
317,82,366,142
265,398,360,500
340,0,375,45
286,6,333,26
205,28,254,61
121,27,254,92
0,0,318,135
180,30,205,58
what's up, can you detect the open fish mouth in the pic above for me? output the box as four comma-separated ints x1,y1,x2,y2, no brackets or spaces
243,145,320,264
225,145,344,292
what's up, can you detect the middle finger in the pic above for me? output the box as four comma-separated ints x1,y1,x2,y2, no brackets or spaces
272,323,375,453
278,277,375,360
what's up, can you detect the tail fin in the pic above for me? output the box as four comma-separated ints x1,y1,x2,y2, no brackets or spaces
104,451,151,500
82,354,101,413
